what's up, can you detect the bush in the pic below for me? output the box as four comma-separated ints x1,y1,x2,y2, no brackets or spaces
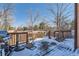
0,36,4,42
39,41,49,51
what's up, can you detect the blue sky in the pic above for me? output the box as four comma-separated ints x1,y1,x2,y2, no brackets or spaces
14,3,52,27
0,3,74,27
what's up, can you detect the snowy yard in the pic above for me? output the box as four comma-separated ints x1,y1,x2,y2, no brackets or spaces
10,36,79,56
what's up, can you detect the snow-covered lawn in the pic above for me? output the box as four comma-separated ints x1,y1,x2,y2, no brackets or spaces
11,37,77,56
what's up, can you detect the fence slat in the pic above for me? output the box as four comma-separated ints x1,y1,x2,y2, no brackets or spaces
8,32,28,46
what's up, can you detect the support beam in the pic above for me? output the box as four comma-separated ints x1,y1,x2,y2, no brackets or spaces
75,3,79,49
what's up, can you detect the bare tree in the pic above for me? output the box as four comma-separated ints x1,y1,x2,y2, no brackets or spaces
0,4,15,30
0,9,3,29
48,3,73,31
26,9,40,41
44,3,74,40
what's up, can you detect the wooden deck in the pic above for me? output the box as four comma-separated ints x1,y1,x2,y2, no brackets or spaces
8,31,46,46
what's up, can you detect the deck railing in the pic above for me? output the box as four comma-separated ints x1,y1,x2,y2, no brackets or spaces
8,31,46,46
7,30,72,46
53,30,71,38
8,31,28,46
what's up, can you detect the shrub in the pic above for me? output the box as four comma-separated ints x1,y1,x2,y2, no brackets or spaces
0,36,4,42
39,41,49,51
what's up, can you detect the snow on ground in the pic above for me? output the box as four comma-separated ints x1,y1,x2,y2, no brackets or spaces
59,38,74,51
12,36,77,56
12,48,36,56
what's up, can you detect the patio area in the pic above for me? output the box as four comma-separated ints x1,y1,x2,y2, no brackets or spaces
10,37,75,56
0,30,76,56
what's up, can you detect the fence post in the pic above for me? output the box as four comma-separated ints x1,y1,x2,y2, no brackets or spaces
53,31,55,37
62,31,64,39
15,33,19,49
48,30,51,39
26,32,28,44
74,3,78,50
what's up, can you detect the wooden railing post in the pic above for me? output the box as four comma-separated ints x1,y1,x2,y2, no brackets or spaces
62,31,64,39
75,3,78,50
26,32,28,44
15,33,19,48
53,31,55,37
48,30,51,39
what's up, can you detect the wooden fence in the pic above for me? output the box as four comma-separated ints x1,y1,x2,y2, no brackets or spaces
8,31,46,46
7,30,72,46
8,31,28,46
53,30,71,38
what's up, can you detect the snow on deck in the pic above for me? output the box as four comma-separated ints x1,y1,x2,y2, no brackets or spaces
11,37,76,56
